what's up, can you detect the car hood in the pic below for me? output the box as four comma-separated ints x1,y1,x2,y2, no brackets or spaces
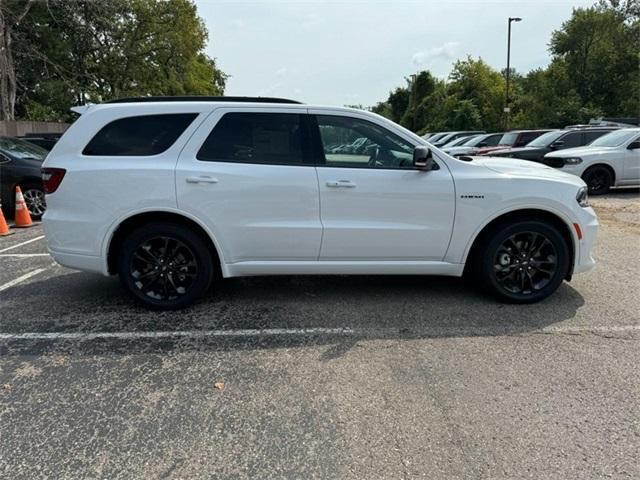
544,146,616,158
471,156,585,186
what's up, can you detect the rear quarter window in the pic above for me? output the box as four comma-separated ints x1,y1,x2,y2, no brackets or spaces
82,113,198,156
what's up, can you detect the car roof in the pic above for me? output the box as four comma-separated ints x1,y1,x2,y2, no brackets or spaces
104,96,302,104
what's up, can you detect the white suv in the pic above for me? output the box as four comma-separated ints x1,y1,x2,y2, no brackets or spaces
542,128,640,194
42,97,598,309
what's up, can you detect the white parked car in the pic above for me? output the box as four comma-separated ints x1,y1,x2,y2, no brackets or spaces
542,128,640,194
42,97,598,309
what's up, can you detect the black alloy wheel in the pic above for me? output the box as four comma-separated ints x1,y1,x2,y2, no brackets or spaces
130,236,198,301
478,220,570,303
493,231,558,295
118,223,214,310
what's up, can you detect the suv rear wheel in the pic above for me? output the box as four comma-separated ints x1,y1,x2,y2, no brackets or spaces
118,223,214,310
476,220,570,303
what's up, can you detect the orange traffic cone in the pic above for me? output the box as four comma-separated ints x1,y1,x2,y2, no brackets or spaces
14,186,33,228
0,203,14,236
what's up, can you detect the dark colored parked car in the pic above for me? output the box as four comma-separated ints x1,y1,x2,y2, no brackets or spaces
488,127,618,163
0,137,48,220
17,136,58,151
475,129,554,156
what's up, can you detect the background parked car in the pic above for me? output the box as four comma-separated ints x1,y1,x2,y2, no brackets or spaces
431,130,485,147
475,129,554,156
0,137,48,220
442,132,504,157
542,128,640,194
440,134,480,148
17,136,58,151
487,127,618,163
423,132,448,143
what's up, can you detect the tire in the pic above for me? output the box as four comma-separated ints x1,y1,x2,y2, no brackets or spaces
582,166,612,195
118,222,214,310
476,220,570,303
21,184,47,220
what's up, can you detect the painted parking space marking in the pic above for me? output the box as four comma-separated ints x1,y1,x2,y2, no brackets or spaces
0,324,637,342
0,268,47,293
0,327,354,341
0,235,45,253
0,253,50,258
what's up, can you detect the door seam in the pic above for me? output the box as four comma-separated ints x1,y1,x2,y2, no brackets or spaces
313,166,325,261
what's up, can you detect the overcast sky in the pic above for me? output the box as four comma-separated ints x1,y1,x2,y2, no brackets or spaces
196,0,596,106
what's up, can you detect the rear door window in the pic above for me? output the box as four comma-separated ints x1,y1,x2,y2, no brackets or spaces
83,113,198,156
197,112,308,165
584,130,611,144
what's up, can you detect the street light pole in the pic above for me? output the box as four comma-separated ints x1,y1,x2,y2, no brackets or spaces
505,16,522,130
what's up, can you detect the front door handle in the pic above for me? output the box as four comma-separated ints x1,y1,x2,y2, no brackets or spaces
326,180,356,188
186,176,219,184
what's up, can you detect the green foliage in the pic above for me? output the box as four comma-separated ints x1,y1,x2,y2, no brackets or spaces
374,1,639,133
14,0,227,121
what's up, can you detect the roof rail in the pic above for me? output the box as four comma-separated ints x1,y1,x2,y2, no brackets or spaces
104,96,302,105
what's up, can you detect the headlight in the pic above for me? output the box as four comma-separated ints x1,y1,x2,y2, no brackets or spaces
576,186,589,207
564,157,583,165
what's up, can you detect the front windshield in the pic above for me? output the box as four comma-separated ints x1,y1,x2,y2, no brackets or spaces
428,133,446,143
447,136,473,147
498,132,518,146
589,129,639,147
0,137,48,160
463,134,488,146
526,130,564,147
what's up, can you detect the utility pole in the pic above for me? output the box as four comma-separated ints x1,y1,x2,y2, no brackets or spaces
410,73,417,132
505,16,522,130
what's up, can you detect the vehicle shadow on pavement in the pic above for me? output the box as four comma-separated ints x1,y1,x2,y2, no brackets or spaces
0,271,585,357
0,272,584,360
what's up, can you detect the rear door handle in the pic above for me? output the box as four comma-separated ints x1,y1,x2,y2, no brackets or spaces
326,180,356,188
186,176,219,184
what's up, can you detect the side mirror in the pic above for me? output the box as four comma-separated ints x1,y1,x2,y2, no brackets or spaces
413,146,437,170
0,153,11,165
550,140,565,149
628,141,640,150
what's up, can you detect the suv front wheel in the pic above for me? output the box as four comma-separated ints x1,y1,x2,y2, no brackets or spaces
477,220,570,303
118,223,214,310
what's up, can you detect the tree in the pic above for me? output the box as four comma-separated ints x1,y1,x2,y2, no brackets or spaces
549,3,639,117
12,0,227,121
0,0,35,120
447,57,505,131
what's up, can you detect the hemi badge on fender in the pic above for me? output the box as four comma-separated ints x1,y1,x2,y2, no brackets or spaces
460,194,485,199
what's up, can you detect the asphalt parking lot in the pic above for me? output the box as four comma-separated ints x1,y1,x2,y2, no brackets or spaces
1,190,639,479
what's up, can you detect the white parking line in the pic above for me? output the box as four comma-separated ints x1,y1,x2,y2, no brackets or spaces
0,268,47,292
0,253,50,258
538,325,640,335
0,325,637,342
0,235,45,253
0,327,354,341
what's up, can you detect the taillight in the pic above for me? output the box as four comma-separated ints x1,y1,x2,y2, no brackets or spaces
41,168,66,194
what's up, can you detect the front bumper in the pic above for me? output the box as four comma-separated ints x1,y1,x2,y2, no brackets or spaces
573,206,598,274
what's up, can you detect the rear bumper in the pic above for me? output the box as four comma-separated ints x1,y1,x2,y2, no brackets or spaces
48,248,108,276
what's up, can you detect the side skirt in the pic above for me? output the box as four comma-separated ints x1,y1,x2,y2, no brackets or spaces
223,261,464,278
